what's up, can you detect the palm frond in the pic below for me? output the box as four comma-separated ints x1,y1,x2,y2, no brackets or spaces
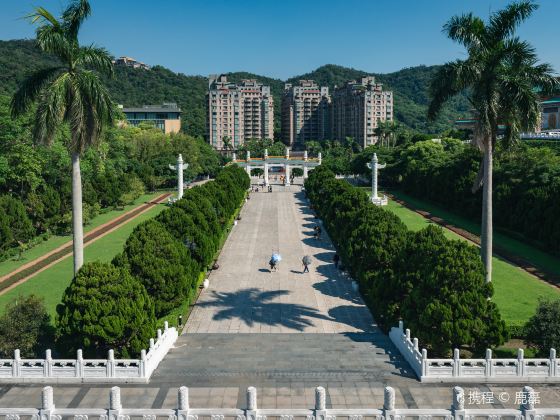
32,74,69,146
489,0,538,40
10,66,63,117
443,13,485,50
27,6,60,28
76,45,114,76
428,60,479,120
62,0,91,40
35,24,73,63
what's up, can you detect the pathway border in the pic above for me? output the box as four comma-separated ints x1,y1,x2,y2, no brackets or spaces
0,193,170,296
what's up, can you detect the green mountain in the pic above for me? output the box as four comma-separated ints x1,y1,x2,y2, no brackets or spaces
0,39,469,138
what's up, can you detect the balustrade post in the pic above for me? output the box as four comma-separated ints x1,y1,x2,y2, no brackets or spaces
13,349,21,378
45,349,53,377
164,321,169,332
245,386,258,420
109,386,122,420
157,328,162,340
517,348,524,377
398,320,404,331
107,349,116,378
550,348,557,377
413,338,419,351
421,348,428,377
149,338,155,351
453,349,460,377
140,349,147,378
520,385,537,419
383,386,396,420
451,386,466,419
76,349,84,378
39,386,56,420
485,349,493,377
177,386,190,420
405,328,411,341
314,387,327,420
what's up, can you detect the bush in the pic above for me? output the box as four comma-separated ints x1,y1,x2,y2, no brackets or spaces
0,195,34,244
118,220,198,317
524,298,560,356
0,295,53,358
56,262,155,358
304,167,507,356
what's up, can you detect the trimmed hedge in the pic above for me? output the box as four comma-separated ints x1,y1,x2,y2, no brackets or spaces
56,165,249,357
305,166,507,356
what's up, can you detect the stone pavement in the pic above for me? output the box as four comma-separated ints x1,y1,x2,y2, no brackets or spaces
1,185,560,409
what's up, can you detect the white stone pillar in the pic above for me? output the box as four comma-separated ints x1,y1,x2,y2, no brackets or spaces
246,151,251,176
232,152,237,161
367,153,386,204
304,150,308,161
177,154,184,200
303,165,308,179
264,148,268,160
264,163,269,186
318,152,322,164
285,164,291,186
285,147,290,160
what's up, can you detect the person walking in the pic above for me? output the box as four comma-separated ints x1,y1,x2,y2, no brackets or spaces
333,253,340,269
302,255,311,273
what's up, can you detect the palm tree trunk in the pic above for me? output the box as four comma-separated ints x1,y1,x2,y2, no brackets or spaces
71,151,84,275
481,139,493,283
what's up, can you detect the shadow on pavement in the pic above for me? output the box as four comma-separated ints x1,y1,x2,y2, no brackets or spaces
197,288,332,331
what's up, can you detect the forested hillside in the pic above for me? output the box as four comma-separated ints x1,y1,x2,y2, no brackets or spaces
0,39,469,137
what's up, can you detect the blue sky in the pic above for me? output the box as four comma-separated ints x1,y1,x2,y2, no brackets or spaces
1,0,558,79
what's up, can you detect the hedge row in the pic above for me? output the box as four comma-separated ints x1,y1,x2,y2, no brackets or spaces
55,165,250,357
305,166,507,357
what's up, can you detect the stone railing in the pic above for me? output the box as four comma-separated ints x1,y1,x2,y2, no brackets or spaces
389,321,560,383
1,384,558,419
0,322,178,384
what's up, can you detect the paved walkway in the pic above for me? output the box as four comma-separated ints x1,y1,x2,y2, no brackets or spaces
1,186,560,409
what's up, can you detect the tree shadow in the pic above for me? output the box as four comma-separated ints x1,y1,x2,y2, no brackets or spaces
197,288,332,331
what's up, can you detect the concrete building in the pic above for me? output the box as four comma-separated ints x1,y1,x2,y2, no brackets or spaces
113,56,150,70
331,76,393,148
281,80,330,148
207,75,274,150
121,103,181,134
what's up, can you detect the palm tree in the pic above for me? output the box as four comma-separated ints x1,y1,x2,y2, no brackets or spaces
428,1,558,283
11,0,116,274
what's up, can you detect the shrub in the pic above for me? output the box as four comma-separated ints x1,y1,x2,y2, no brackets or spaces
56,262,155,358
0,195,34,244
524,298,560,356
118,220,198,317
0,295,53,358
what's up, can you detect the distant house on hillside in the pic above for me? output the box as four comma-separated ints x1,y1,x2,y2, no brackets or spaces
120,103,182,134
113,56,150,70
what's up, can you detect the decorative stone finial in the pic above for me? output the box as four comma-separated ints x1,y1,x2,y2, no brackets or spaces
315,386,326,410
485,349,492,360
521,386,535,410
110,386,122,410
246,386,257,410
108,349,114,360
164,321,169,331
42,386,54,410
384,386,395,410
453,348,460,360
77,349,83,360
178,386,189,410
452,386,464,410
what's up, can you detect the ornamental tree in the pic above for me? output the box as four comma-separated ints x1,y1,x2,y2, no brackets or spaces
56,262,155,358
118,220,198,317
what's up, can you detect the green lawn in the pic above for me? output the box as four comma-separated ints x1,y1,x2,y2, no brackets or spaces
384,198,560,326
0,201,167,320
390,190,560,279
0,192,166,278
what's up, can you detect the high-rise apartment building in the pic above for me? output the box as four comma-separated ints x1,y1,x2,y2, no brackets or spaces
331,76,393,148
207,75,274,150
281,80,330,148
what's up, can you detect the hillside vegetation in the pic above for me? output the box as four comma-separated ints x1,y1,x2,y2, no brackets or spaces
0,39,469,138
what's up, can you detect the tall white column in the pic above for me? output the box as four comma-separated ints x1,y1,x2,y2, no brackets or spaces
318,152,322,165
246,151,251,176
304,150,308,161
177,154,184,199
169,154,188,200
367,153,387,205
285,147,290,160
303,165,308,179
264,163,269,185
285,164,291,186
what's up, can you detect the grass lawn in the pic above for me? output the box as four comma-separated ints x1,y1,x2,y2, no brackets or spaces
0,201,168,320
384,198,560,326
0,192,167,278
390,190,560,279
